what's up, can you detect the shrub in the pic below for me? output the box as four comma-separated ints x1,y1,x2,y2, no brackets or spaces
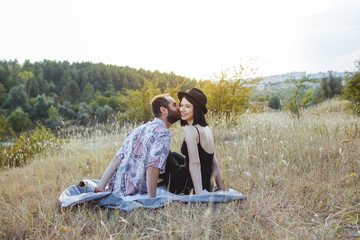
95,105,113,123
44,105,64,129
32,94,51,120
257,96,267,102
77,102,92,125
58,100,76,120
268,96,281,109
7,108,32,131
319,72,343,99
0,125,66,168
0,114,10,141
344,60,360,115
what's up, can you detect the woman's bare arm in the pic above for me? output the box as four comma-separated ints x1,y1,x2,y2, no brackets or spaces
212,155,224,191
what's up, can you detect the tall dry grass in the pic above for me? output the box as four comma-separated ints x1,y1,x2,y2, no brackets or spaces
1,99,359,239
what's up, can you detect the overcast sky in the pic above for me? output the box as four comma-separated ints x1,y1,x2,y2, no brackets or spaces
1,0,360,80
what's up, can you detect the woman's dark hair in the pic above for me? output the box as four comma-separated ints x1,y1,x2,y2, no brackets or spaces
180,96,208,127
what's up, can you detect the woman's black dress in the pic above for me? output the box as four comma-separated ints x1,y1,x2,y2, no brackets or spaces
162,126,213,194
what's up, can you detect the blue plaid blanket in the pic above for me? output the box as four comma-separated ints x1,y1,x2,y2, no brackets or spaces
59,179,247,211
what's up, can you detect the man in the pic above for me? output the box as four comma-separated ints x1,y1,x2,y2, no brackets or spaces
94,94,180,198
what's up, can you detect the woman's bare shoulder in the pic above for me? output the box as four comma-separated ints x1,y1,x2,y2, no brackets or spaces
183,126,198,139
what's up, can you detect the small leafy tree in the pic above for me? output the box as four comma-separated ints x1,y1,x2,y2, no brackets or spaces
0,114,10,141
268,96,281,109
62,77,81,104
48,105,60,121
45,105,63,129
32,94,51,120
58,101,76,120
95,105,113,123
0,83,7,105
320,72,343,99
200,65,260,121
7,107,32,131
344,59,360,115
124,80,161,123
77,102,92,125
286,76,318,118
81,82,94,103
2,85,31,112
17,71,34,85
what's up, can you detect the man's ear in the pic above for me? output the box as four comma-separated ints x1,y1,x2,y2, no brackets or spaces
160,106,168,116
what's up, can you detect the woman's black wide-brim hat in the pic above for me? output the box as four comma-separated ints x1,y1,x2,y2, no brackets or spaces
178,88,208,114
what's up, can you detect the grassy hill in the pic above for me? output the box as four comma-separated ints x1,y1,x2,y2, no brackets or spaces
1,100,359,239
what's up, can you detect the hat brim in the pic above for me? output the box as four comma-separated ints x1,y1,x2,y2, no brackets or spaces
178,91,186,101
178,91,208,114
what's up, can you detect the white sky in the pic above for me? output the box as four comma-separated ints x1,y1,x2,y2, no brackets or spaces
1,0,360,80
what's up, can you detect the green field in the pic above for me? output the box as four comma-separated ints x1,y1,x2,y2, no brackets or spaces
1,100,360,239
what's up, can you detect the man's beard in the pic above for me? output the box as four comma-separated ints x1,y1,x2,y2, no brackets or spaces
167,109,180,124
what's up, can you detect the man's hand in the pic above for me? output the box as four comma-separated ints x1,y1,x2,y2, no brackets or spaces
146,167,160,198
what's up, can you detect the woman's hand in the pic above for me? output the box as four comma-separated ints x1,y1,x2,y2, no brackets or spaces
212,155,224,191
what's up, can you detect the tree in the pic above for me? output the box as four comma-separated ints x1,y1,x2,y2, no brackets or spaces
48,105,60,121
200,65,260,121
82,83,94,103
320,72,343,99
45,105,63,129
32,94,51,120
0,114,10,141
61,77,80,103
0,83,7,105
124,80,161,122
77,102,92,125
268,96,281,109
300,88,316,107
108,95,125,112
17,71,34,85
95,105,113,123
26,77,41,97
344,59,360,114
286,76,318,118
2,85,31,112
58,100,76,119
7,108,32,131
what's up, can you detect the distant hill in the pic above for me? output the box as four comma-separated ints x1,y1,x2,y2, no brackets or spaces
255,71,348,91
260,71,348,84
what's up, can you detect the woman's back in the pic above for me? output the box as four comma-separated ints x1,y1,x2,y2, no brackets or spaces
181,125,214,192
194,125,214,154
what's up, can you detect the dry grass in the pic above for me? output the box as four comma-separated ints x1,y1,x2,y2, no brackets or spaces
1,100,360,239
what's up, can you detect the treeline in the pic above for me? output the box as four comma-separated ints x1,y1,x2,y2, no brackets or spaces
0,59,197,132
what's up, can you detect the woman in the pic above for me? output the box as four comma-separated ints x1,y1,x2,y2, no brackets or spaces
163,88,224,195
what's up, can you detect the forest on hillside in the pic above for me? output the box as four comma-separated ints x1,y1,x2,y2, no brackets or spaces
0,59,197,131
0,59,261,168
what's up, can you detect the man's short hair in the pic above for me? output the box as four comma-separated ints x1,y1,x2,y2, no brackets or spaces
151,94,170,117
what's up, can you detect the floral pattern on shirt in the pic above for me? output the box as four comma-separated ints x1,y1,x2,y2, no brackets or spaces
108,118,171,197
